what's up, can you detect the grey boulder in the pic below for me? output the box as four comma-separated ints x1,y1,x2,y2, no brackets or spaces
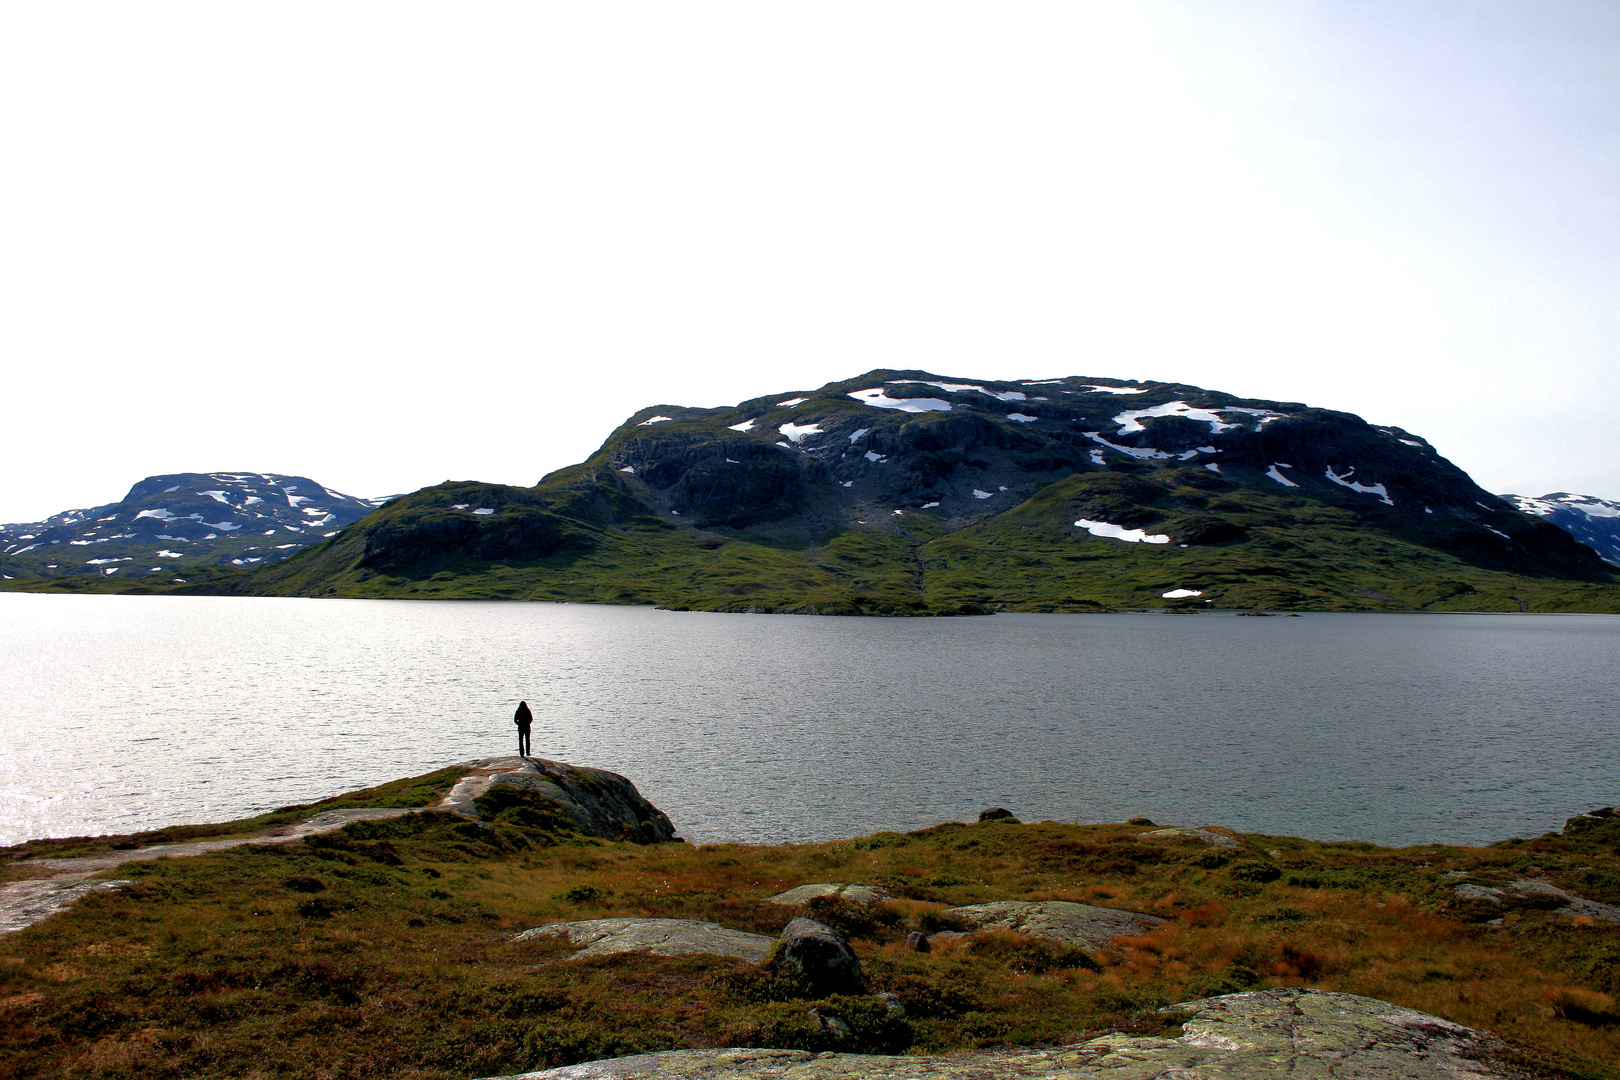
943,900,1164,952
767,917,862,994
1140,825,1240,848
1453,877,1620,924
513,918,775,963
765,883,893,907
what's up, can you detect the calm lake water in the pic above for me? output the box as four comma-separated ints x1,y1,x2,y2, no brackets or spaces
1,594,1616,849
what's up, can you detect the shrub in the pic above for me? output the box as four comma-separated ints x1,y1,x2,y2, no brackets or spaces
801,895,903,943
558,884,607,905
1228,862,1282,884
963,930,1101,974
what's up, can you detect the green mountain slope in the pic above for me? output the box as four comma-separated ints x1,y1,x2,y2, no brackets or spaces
16,370,1619,611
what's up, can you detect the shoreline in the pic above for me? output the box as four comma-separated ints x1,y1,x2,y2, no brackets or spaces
3,760,1620,1079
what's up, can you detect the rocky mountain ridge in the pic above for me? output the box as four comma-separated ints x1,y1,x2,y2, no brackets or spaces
162,369,1617,612
0,472,380,581
6,372,1617,611
1502,492,1620,567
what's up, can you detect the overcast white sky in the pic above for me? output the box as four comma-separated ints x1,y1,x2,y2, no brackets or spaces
3,1,1617,522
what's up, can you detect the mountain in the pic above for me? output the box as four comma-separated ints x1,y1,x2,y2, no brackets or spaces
0,473,380,582
1501,493,1620,567
128,370,1613,613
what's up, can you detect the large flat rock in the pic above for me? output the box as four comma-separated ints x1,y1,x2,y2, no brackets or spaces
766,883,893,907
1140,826,1240,848
481,988,1518,1079
513,918,776,963
943,900,1164,951
1453,877,1620,924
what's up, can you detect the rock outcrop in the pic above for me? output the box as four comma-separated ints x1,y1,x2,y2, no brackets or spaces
4,757,679,938
481,988,1520,1079
943,900,1164,952
1141,825,1240,848
443,756,677,843
1453,877,1620,924
513,919,775,963
765,883,893,907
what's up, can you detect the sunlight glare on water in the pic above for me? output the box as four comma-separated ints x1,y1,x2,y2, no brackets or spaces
1,593,1616,848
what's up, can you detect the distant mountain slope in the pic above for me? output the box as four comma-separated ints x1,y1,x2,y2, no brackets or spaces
15,373,1618,612
1502,493,1620,567
0,473,380,581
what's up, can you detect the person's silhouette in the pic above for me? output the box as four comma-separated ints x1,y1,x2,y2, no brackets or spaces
513,700,533,757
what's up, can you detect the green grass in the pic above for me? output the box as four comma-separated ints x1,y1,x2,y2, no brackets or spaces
5,391,1617,613
1,768,465,865
4,778,1620,1079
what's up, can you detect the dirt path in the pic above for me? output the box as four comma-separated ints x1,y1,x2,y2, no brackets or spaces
1,756,539,938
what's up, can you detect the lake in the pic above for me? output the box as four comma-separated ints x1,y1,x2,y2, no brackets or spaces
1,594,1615,849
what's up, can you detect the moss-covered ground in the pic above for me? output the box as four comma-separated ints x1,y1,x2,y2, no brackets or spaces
5,772,1620,1079
8,508,1617,615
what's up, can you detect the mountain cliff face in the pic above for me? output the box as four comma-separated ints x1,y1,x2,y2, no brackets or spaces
1502,493,1620,567
159,370,1615,613
0,473,379,581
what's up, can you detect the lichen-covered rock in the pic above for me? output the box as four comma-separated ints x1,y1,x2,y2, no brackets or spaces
765,883,893,907
443,756,677,843
1453,877,1620,924
513,918,774,963
482,988,1520,1078
1141,825,1241,848
767,917,862,995
944,900,1163,952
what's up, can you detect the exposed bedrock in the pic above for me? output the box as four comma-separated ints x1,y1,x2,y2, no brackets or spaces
765,883,894,906
513,919,775,964
482,988,1520,1079
444,756,678,844
942,900,1165,953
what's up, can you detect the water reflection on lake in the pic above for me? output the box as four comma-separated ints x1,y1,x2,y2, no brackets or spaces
2,594,1615,848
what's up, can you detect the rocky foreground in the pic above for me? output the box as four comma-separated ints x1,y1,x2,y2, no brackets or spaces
4,760,1619,1080
491,988,1517,1079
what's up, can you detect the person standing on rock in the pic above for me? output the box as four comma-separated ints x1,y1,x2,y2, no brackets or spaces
513,700,533,757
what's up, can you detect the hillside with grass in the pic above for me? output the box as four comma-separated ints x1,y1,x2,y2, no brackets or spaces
5,765,1620,1078
10,371,1618,611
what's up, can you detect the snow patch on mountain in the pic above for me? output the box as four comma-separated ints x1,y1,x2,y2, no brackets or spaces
1325,466,1394,506
1082,432,1174,461
1266,465,1298,488
778,422,823,444
1075,519,1171,544
1504,492,1620,566
849,388,953,412
891,380,1026,402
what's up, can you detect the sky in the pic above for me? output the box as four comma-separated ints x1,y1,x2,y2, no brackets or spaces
2,1,1618,522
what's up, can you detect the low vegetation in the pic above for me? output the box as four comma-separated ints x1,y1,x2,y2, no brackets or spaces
7,370,1618,612
4,772,1620,1079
